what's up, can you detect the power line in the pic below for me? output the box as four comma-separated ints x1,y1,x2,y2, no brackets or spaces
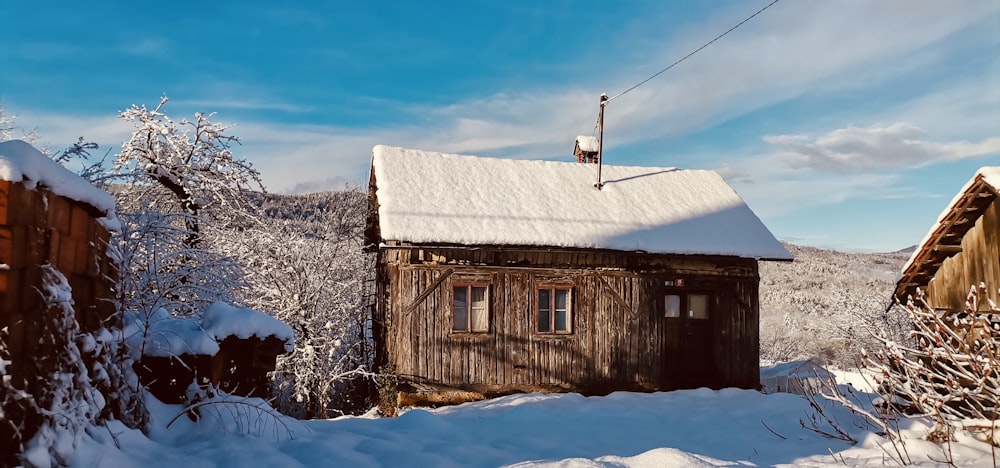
605,0,781,104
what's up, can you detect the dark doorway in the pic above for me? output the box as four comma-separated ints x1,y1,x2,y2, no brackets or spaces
662,290,717,389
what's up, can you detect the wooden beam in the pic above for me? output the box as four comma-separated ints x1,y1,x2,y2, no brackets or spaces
591,272,636,319
402,268,455,316
933,244,963,254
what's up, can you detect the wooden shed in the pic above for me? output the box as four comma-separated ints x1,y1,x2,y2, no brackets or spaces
366,145,792,405
894,167,1000,312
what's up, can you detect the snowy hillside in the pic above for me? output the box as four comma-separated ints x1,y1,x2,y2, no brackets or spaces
759,244,911,366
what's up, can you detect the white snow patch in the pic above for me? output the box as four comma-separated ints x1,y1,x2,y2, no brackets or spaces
575,135,600,153
124,308,219,358
202,302,295,352
372,146,791,261
123,303,294,358
66,374,998,467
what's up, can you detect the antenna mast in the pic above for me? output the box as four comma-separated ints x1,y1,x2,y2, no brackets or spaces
595,93,608,190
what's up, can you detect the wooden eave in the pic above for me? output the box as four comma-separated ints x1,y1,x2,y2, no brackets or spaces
377,239,787,263
894,175,998,301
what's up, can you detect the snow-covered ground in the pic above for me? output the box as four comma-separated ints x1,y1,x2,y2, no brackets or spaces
62,369,995,468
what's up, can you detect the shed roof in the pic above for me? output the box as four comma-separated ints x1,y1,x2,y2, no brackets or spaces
370,145,791,261
895,167,1000,301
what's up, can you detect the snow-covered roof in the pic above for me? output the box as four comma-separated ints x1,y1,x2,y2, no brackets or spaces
124,303,295,358
124,308,220,358
0,139,116,215
202,302,295,352
371,145,791,261
896,167,1000,300
575,135,599,153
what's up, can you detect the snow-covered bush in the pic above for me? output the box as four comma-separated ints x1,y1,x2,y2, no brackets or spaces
866,283,1000,446
7,266,145,467
224,190,376,418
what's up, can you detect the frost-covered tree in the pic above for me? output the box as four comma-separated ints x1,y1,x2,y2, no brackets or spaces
759,244,910,366
0,104,38,144
112,96,263,318
221,191,376,418
116,95,264,248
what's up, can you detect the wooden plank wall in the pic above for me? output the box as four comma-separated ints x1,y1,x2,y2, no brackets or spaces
926,201,1000,312
381,248,761,392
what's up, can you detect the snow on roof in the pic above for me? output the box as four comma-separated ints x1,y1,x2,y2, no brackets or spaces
575,135,599,153
124,308,220,358
371,145,792,260
124,303,294,358
202,302,295,352
0,139,116,216
901,166,1000,274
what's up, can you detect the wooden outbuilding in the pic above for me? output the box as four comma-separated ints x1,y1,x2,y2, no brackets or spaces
366,145,792,405
894,167,1000,312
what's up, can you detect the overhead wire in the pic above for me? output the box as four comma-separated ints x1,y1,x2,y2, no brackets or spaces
604,0,782,104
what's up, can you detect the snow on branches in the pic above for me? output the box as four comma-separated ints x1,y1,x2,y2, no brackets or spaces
116,95,263,248
113,96,263,318
866,283,1000,445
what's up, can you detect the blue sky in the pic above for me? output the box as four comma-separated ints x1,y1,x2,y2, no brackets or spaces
1,1,997,252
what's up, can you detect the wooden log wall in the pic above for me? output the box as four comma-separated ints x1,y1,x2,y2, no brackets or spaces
0,179,119,461
378,246,761,394
926,201,1000,312
0,180,118,355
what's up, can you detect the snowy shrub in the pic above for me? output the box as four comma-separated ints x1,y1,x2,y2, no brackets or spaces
225,190,377,418
11,266,145,467
167,383,304,441
866,283,1000,446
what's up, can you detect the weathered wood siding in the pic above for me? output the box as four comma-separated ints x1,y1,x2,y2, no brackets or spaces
375,246,761,393
926,200,1000,312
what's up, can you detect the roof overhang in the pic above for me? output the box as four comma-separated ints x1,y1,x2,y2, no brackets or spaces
894,171,999,302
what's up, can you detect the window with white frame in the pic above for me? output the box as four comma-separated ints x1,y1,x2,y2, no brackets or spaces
664,293,710,319
537,287,572,334
453,284,489,332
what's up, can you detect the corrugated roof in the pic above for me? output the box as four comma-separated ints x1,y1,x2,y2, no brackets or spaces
370,145,791,261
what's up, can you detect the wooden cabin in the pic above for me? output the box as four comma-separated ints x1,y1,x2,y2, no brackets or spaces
366,145,792,405
894,167,1000,312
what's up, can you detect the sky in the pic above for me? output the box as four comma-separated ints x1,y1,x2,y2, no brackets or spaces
1,0,997,252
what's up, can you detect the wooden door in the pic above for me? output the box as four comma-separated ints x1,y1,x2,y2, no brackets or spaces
662,291,716,389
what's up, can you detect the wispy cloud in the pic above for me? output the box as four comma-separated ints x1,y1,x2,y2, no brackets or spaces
766,123,1000,173
119,37,172,58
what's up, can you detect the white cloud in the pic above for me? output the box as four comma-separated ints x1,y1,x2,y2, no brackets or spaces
765,123,1000,173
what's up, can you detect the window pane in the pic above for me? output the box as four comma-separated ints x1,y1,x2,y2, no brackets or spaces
665,295,680,318
538,310,551,332
453,286,469,331
689,294,709,319
555,290,569,332
471,286,488,332
538,289,551,332
555,289,567,310
555,310,568,332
